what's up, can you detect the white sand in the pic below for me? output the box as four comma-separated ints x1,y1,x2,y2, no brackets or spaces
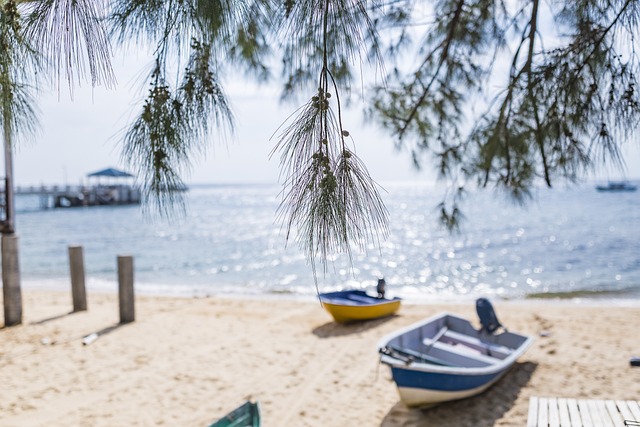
1,291,639,426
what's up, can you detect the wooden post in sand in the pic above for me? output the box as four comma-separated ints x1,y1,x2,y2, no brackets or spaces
68,245,87,312
2,235,22,326
117,255,135,323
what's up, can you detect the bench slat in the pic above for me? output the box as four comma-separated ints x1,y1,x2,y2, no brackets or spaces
528,396,540,427
548,397,560,427
604,400,624,426
627,400,640,422
557,398,571,426
566,398,582,427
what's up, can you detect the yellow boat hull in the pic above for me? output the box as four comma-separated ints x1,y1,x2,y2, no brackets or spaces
323,301,401,323
319,290,402,323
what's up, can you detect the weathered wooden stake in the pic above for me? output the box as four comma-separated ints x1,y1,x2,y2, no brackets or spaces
117,255,135,323
68,245,87,312
2,235,22,326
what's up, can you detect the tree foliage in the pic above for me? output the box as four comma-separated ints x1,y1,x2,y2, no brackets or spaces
2,0,639,273
0,0,39,145
369,0,640,226
110,0,271,212
23,0,115,94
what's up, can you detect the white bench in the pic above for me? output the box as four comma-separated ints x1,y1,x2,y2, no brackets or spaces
527,396,640,427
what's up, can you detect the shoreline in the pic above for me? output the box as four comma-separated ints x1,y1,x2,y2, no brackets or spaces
19,278,640,308
2,290,640,426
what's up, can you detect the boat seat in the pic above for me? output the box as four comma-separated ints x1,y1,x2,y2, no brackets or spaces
380,345,458,367
345,295,379,303
427,341,501,366
322,295,372,305
440,329,513,359
383,337,498,367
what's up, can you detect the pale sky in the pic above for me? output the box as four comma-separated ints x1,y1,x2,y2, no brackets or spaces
10,49,640,188
12,49,427,188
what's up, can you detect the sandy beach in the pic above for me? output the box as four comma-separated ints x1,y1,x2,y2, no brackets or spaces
1,290,639,426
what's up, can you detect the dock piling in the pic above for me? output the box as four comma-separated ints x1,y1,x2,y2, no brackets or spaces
2,235,22,326
117,255,135,324
68,245,87,312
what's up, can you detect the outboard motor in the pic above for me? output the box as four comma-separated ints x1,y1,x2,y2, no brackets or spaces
476,298,505,334
376,278,386,299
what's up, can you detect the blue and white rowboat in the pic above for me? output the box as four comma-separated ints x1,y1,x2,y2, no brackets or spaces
377,309,533,407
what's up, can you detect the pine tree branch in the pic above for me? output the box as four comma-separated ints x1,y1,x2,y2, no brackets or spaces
397,0,466,139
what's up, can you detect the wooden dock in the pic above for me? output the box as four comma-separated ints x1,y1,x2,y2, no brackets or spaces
8,184,141,208
527,396,640,427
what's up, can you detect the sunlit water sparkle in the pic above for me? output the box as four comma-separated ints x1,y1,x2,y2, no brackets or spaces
14,181,640,302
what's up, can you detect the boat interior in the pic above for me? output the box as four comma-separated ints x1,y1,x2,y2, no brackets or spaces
381,315,528,368
321,290,398,305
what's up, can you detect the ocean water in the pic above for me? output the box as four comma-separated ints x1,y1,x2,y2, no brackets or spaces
12,181,640,302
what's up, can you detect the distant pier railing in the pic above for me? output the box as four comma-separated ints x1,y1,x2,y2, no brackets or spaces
7,184,142,209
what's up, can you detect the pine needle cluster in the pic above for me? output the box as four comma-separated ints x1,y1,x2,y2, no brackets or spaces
0,0,39,145
273,80,388,278
272,0,388,279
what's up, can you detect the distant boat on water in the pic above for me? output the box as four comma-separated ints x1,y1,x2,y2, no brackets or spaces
596,181,638,192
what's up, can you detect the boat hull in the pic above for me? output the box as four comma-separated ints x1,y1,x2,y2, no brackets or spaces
319,290,401,323
389,365,507,407
596,182,637,192
378,312,533,407
208,401,260,427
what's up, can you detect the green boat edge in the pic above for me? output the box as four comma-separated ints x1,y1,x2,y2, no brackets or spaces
208,401,260,427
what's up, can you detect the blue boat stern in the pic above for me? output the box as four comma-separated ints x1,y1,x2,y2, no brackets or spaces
389,366,505,407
